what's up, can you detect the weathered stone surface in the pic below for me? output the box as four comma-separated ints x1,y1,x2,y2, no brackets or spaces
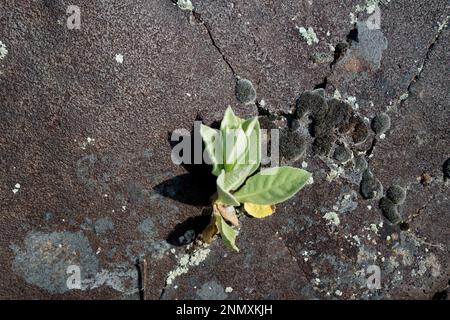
0,0,448,300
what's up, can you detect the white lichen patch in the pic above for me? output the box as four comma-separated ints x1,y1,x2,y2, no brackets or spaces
333,89,342,99
323,212,340,227
12,183,21,194
345,96,359,110
80,137,95,150
354,0,391,14
296,26,319,45
350,12,358,24
166,244,211,286
370,223,379,234
177,0,194,11
0,41,8,60
412,254,441,277
352,235,361,246
114,54,124,64
326,166,344,182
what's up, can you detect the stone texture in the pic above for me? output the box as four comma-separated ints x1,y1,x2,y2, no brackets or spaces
0,0,448,300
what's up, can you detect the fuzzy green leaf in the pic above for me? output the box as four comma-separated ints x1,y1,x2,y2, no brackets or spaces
233,167,312,205
217,170,240,206
215,213,239,252
223,165,254,191
223,127,248,172
241,116,261,176
220,106,243,131
200,124,223,176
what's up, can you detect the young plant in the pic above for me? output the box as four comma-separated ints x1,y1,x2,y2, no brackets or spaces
200,107,312,251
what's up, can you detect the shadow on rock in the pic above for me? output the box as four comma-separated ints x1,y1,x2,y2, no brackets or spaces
166,209,212,246
154,116,218,207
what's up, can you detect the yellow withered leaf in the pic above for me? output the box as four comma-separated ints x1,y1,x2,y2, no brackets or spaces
244,203,275,218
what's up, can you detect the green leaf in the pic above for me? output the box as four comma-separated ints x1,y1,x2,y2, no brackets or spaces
223,127,248,172
241,117,261,176
200,124,223,176
215,213,239,252
233,167,312,205
221,117,262,191
217,170,240,206
220,106,242,131
223,164,254,191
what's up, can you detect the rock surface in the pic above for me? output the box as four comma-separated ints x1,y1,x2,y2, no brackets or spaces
0,0,448,299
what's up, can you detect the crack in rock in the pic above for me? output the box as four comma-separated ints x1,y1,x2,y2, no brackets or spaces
171,0,236,76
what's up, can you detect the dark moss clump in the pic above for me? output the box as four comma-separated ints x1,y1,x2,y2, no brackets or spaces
371,113,391,135
350,116,369,144
354,155,368,172
386,185,406,205
294,90,328,121
313,134,335,156
295,91,335,156
360,169,383,199
326,99,353,128
333,144,352,163
235,79,256,104
294,90,369,158
279,129,307,161
379,197,401,224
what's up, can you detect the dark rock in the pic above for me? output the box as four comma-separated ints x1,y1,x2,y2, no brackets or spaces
360,169,383,199
235,79,256,104
379,197,401,224
333,144,352,163
386,185,407,205
371,113,391,135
